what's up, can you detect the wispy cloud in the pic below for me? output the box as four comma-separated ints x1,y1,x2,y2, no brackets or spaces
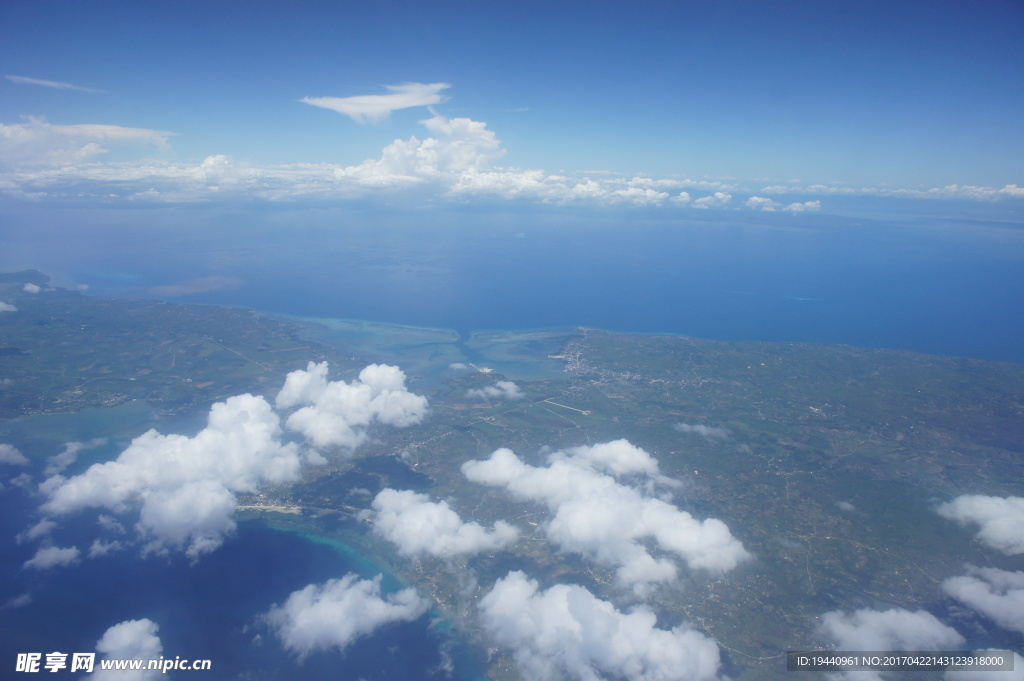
761,182,1024,201
6,75,106,94
0,116,174,168
301,82,450,123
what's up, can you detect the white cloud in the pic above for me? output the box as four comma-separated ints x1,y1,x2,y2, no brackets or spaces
17,518,57,543
0,443,29,465
674,423,730,440
6,75,106,94
0,116,173,168
821,607,964,651
367,488,519,558
782,200,821,212
41,393,302,560
23,545,80,570
276,362,428,449
23,283,41,293
462,440,748,593
3,592,32,609
301,82,450,123
0,112,743,208
936,495,1024,555
3,100,1018,208
88,539,123,558
97,514,125,534
339,114,506,188
745,196,777,211
0,302,17,312
265,574,429,659
89,618,162,681
45,439,104,477
943,566,1024,634
693,192,733,209
466,380,523,401
761,182,1024,201
479,570,724,681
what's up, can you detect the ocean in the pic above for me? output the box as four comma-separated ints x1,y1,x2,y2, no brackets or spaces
0,200,1022,679
2,201,1023,363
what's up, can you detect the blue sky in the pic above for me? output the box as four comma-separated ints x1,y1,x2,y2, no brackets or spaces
1,0,1022,210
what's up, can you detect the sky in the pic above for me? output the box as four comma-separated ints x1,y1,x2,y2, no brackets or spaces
1,0,1022,210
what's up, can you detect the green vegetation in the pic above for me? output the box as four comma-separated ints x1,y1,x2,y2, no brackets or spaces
0,276,360,418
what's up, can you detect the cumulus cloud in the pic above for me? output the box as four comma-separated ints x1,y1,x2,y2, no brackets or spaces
0,302,17,312
41,393,302,559
466,380,523,401
673,423,730,440
0,443,29,465
340,114,506,187
0,111,744,208
265,574,429,659
6,75,106,94
745,196,777,211
23,282,41,293
821,607,964,651
693,191,732,209
275,362,428,449
479,570,724,681
301,82,450,124
23,545,80,570
936,495,1024,555
782,200,821,212
89,618,163,681
943,566,1024,634
367,488,518,558
462,440,749,592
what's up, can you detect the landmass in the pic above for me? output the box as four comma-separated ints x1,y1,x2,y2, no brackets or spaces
2,274,1022,680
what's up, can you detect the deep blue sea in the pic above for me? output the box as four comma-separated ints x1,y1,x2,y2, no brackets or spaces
2,201,1022,362
0,200,1022,679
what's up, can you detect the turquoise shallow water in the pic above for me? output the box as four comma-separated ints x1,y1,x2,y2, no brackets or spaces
279,313,575,388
